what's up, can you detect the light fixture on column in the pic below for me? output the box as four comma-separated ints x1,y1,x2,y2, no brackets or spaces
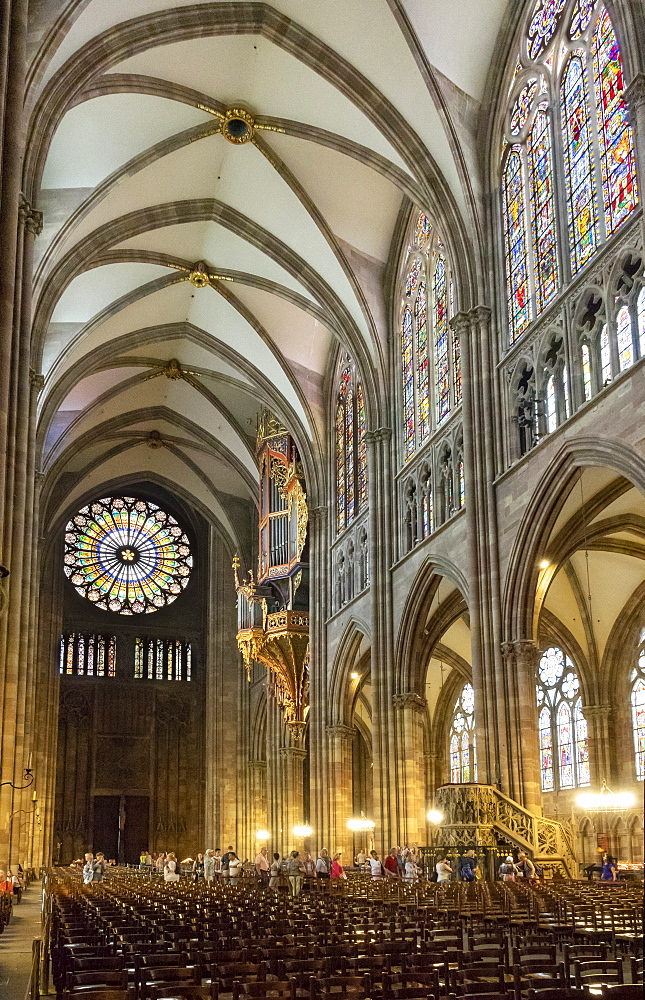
426,809,444,825
576,780,635,812
292,825,313,838
256,829,270,840
346,817,375,832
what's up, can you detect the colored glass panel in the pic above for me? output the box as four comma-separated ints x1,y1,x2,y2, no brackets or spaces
402,306,415,458
357,382,368,512
503,149,532,340
97,636,105,677
86,636,94,677
563,364,570,416
450,684,476,783
539,646,565,685
593,10,638,236
77,634,85,676
405,258,422,297
459,461,465,507
64,496,192,615
528,0,567,60
135,637,143,679
582,343,592,399
434,257,451,420
510,80,538,134
616,305,633,371
415,282,430,441
335,401,346,533
561,54,598,273
575,699,590,785
345,385,355,524
633,670,645,781
600,324,611,383
540,705,554,790
638,289,645,358
107,637,116,677
452,327,462,404
450,734,460,783
414,212,432,249
558,701,574,787
528,106,560,311
546,375,557,432
570,0,595,38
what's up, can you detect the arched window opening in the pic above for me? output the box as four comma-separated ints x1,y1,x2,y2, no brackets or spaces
335,358,368,534
631,639,645,781
545,375,557,432
458,460,465,508
501,2,638,345
449,683,477,783
581,343,593,399
537,645,590,791
600,324,612,384
638,288,645,358
399,212,460,458
616,305,633,371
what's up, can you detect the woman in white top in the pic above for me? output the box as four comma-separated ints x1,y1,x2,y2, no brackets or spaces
436,856,452,882
404,858,420,880
368,850,384,879
164,853,180,882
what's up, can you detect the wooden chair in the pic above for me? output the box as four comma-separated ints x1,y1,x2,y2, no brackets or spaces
573,960,625,991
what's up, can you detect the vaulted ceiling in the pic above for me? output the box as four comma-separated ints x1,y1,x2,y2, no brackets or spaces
26,0,512,550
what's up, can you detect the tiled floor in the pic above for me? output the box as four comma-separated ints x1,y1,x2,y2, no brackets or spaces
0,883,42,999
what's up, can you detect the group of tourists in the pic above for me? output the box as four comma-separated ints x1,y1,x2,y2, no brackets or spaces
0,866,24,899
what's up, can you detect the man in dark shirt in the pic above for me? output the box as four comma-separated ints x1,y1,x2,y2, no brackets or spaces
459,849,478,881
221,845,234,877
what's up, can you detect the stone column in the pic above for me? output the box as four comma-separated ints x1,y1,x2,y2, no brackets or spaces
278,744,307,852
326,724,355,856
500,641,542,814
624,74,645,193
393,692,427,847
581,704,612,786
308,505,331,850
365,428,397,852
248,759,268,850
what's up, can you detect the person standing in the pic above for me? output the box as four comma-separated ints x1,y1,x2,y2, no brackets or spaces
368,850,384,879
155,853,165,873
355,849,366,867
164,853,180,882
203,850,215,882
255,846,270,881
516,851,536,881
221,845,234,879
82,853,95,884
384,849,401,879
269,853,282,890
404,856,420,880
213,849,222,877
436,855,452,882
92,853,106,883
303,852,316,880
286,850,306,896
192,853,204,881
331,853,345,879
227,852,242,880
600,855,618,881
316,849,331,879
459,850,478,882
498,856,516,882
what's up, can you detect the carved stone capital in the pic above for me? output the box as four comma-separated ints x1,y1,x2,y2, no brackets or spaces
469,305,492,329
449,311,472,343
326,724,355,743
19,196,43,236
278,746,307,761
248,759,267,773
624,73,645,124
308,505,328,525
29,369,45,393
393,691,427,713
501,640,541,669
580,703,612,721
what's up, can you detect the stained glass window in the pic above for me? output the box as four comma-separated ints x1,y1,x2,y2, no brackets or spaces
134,637,192,681
402,306,415,459
592,10,638,236
582,343,592,399
632,644,645,781
528,106,559,311
600,324,611,383
511,80,538,135
458,461,465,508
562,54,598,273
64,497,192,615
433,257,450,421
537,646,589,790
449,683,477,783
59,633,116,677
503,149,532,341
569,0,595,38
405,258,422,297
528,0,567,60
639,289,645,359
335,359,368,534
616,305,633,371
414,212,432,249
415,282,430,441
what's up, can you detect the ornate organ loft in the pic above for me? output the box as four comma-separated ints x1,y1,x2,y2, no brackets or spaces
234,415,310,742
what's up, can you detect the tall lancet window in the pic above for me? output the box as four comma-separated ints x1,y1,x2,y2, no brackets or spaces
501,1,638,344
400,212,460,458
537,646,590,791
631,635,645,781
335,356,368,534
449,683,477,783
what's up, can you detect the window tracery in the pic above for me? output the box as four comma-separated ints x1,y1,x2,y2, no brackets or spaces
502,1,638,345
450,683,477,783
537,645,590,791
400,212,460,458
59,633,116,677
335,357,367,535
631,637,645,781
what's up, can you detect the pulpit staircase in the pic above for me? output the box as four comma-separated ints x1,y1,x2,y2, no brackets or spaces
435,783,577,876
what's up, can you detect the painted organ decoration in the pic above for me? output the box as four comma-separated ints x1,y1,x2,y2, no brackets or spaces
234,414,309,739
